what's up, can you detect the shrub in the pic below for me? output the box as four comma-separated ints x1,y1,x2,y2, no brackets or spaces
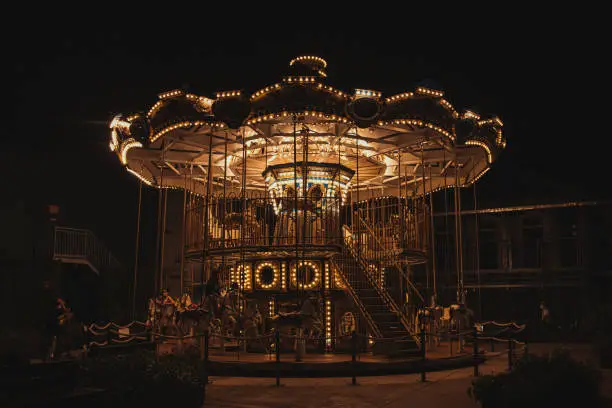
469,350,601,408
80,350,206,406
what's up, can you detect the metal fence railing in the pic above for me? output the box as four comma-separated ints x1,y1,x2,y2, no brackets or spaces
53,227,121,275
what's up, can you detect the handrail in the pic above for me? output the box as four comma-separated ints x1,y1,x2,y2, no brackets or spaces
356,211,425,303
329,257,382,338
344,215,423,342
343,230,415,339
53,226,122,274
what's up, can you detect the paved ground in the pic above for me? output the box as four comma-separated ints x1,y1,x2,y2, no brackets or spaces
204,344,612,407
205,355,503,407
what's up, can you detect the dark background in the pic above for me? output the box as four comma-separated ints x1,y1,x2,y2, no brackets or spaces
4,15,605,272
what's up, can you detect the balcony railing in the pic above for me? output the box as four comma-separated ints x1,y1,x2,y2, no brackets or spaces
53,226,121,274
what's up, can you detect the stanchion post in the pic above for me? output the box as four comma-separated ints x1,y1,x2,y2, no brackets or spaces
200,333,205,361
275,330,281,387
82,325,89,359
351,331,357,385
420,328,426,382
524,342,529,358
204,330,210,362
203,331,211,385
507,339,513,371
472,325,479,377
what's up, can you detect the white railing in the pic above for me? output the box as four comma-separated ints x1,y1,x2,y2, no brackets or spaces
53,226,120,274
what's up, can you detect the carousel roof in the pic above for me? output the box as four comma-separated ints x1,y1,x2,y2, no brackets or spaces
109,55,506,197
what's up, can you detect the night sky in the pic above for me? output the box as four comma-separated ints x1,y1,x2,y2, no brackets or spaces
6,18,605,268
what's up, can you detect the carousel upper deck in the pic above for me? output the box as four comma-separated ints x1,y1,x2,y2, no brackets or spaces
108,55,504,259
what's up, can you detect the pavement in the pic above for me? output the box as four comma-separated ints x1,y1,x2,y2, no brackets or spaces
204,344,612,407
204,355,504,407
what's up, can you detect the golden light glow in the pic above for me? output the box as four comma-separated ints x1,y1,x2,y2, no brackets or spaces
325,299,332,348
283,76,317,83
289,55,328,68
385,92,414,103
333,265,345,289
158,89,184,100
231,263,252,291
281,263,287,290
290,261,321,290
254,262,280,289
110,116,130,130
126,167,153,186
251,83,282,100
496,129,506,148
147,101,164,117
416,87,444,97
150,121,220,143
119,139,143,165
378,119,454,141
109,129,119,151
247,111,349,125
463,110,481,120
439,99,460,118
318,83,347,98
355,89,382,98
269,298,275,318
471,166,490,183
216,90,241,98
465,140,493,163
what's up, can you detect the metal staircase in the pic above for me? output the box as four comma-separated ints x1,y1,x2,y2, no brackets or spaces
53,226,121,275
333,212,424,357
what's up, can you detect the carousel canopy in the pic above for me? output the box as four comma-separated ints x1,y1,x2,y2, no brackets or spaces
109,56,506,198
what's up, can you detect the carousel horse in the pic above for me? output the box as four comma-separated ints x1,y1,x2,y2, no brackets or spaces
146,290,181,335
176,301,213,336
268,298,323,339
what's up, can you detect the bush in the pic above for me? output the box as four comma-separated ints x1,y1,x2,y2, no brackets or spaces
80,350,206,406
469,350,601,408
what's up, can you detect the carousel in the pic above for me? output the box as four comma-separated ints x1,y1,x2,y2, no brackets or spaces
109,55,505,357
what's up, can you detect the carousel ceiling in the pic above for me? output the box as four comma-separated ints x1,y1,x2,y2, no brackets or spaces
109,55,506,197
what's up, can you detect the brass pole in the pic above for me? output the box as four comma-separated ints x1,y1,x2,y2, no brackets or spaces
428,165,437,304
159,188,168,291
421,142,429,294
155,142,165,295
131,177,143,320
202,132,214,301
180,171,187,295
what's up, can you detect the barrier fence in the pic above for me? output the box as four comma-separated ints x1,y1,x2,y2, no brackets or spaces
82,321,527,385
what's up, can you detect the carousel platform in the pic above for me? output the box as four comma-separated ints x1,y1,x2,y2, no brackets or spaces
202,350,484,377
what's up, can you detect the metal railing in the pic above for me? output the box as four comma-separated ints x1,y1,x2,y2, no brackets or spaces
343,218,421,340
53,226,121,274
330,255,383,339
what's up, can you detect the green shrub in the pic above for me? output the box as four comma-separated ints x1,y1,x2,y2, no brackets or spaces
469,350,601,408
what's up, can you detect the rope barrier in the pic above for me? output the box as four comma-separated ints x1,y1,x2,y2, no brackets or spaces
477,321,525,329
89,321,147,331
478,336,525,345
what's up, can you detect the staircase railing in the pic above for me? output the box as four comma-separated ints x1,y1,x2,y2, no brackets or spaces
53,226,121,274
345,212,423,339
329,254,382,339
355,210,425,304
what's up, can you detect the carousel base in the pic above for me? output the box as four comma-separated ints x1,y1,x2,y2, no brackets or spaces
157,341,481,378
206,352,482,378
